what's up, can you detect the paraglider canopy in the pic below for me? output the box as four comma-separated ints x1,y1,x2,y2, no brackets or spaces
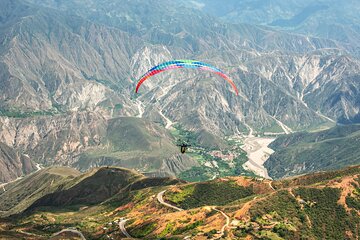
135,60,238,95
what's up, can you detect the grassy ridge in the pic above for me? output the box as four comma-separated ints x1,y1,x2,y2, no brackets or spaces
28,167,143,209
74,117,182,173
0,167,81,217
273,165,360,188
166,180,254,209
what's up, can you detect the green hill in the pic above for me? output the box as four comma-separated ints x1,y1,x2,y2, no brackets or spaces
166,180,255,209
0,166,184,218
73,117,196,176
28,167,144,209
265,124,360,179
0,167,81,217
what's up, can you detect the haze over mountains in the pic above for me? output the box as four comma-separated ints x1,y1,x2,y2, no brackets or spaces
0,0,359,181
186,0,360,51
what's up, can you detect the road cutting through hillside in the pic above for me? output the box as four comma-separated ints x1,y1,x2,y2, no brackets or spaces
0,176,23,192
51,228,86,240
268,181,275,190
157,190,184,211
213,207,231,238
157,190,234,238
119,218,133,239
0,164,43,192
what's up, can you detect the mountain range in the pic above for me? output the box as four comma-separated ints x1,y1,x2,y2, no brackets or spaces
0,0,359,182
185,0,360,53
0,0,360,239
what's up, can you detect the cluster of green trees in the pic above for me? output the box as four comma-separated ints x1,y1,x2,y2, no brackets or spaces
296,187,359,239
346,195,360,211
0,109,56,118
130,222,157,238
173,220,203,235
168,181,254,209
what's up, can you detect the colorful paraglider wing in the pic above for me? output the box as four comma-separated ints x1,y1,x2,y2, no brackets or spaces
135,60,238,95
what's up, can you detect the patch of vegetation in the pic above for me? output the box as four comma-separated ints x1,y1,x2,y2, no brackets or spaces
204,229,217,239
172,124,254,182
346,195,360,211
167,181,254,209
0,108,58,118
130,222,157,238
159,222,175,238
295,187,359,239
249,190,306,239
273,222,295,238
256,230,284,240
166,185,195,204
173,220,203,235
218,154,255,178
250,191,300,219
178,166,214,182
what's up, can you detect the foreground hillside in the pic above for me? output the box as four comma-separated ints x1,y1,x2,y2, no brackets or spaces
0,165,359,239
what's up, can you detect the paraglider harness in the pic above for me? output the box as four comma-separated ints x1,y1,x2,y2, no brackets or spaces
176,138,191,154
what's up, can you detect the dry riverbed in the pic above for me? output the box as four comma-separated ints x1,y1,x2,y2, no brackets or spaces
241,136,275,179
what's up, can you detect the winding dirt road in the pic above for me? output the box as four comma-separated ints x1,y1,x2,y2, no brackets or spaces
213,207,231,238
157,190,184,211
51,228,86,240
1,164,43,192
119,218,133,239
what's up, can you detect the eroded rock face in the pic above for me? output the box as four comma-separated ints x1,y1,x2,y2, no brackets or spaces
2,0,360,138
0,142,36,183
1,0,360,182
0,112,107,166
0,0,139,116
0,114,198,179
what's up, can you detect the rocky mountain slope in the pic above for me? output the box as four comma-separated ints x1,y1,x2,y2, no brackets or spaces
0,0,360,182
0,113,196,180
265,124,360,179
0,142,36,183
0,112,107,166
0,0,139,113
0,165,359,239
4,0,357,132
